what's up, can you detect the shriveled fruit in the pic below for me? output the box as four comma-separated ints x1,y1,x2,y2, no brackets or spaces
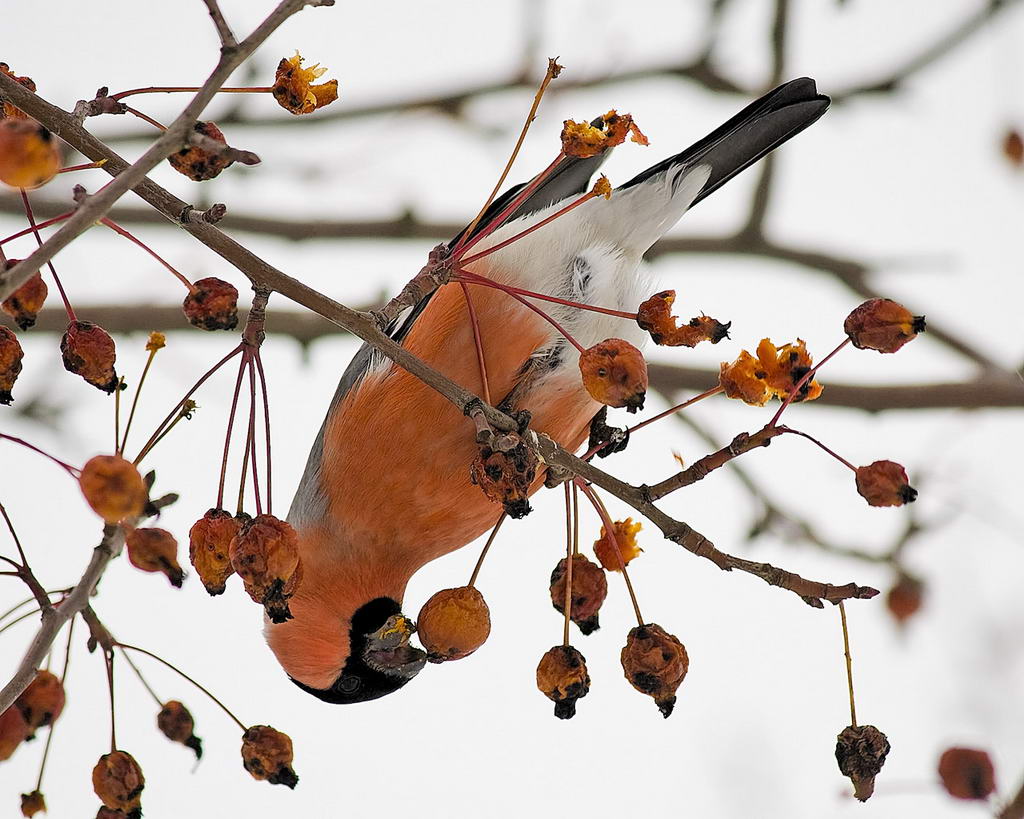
1,267,46,330
126,527,184,587
241,725,298,788
189,508,243,595
182,277,238,331
272,53,339,115
560,109,648,158
167,121,233,181
621,623,688,717
593,517,642,572
470,439,537,519
61,320,119,393
855,460,917,507
0,325,24,405
844,298,925,354
719,338,822,406
416,586,491,662
0,705,31,761
579,338,648,413
835,724,890,802
20,790,46,817
549,554,607,635
938,747,996,800
15,669,64,736
229,514,302,623
157,700,202,760
536,644,590,719
637,290,730,347
92,750,145,818
79,455,147,524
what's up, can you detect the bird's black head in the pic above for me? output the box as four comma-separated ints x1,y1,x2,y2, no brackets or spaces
289,597,427,704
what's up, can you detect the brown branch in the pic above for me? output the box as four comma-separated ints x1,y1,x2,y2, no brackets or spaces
0,0,334,304
1000,775,1024,819
202,0,238,49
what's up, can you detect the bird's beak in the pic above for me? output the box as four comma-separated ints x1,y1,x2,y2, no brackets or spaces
361,614,427,679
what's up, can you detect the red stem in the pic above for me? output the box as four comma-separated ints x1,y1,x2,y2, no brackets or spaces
499,287,586,353
111,86,273,101
100,218,194,292
217,351,249,510
56,160,107,175
254,351,273,517
768,338,852,427
777,425,858,473
246,357,263,516
123,106,167,131
458,281,491,405
456,270,637,320
19,190,75,320
0,211,74,245
0,434,79,476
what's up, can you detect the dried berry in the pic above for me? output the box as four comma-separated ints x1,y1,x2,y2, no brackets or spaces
835,724,890,802
469,438,537,519
0,705,31,761
719,338,822,407
620,623,688,717
886,573,924,624
416,586,491,662
20,790,45,817
591,174,612,199
1005,129,1024,167
844,298,925,354
0,325,24,405
157,700,202,760
229,514,302,623
0,119,60,189
637,290,730,347
0,63,36,119
79,455,148,524
579,338,648,413
126,527,184,587
61,320,119,393
1,266,46,330
15,669,65,736
189,508,243,595
241,725,298,788
92,750,145,818
549,554,608,635
561,109,648,158
182,277,238,331
536,645,590,719
593,517,643,572
96,808,126,819
167,121,233,181
938,747,996,800
272,53,339,115
855,460,917,507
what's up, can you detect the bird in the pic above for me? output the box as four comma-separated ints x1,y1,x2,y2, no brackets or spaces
270,77,830,703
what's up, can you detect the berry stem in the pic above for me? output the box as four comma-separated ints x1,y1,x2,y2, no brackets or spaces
246,357,263,516
123,106,167,131
116,642,247,732
104,649,117,752
134,343,243,465
0,434,80,476
458,281,491,405
100,218,195,292
118,646,163,708
119,344,162,456
110,86,273,101
217,351,249,510
114,375,124,453
459,188,601,266
254,351,273,517
769,338,851,427
838,601,858,728
492,285,586,353
562,482,574,646
572,482,580,556
0,211,74,245
34,617,74,792
576,479,645,627
777,425,858,473
455,270,638,320
467,513,506,588
456,58,561,250
56,159,108,175
19,190,75,321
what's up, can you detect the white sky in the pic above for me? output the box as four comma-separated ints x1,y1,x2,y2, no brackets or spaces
2,1,1024,817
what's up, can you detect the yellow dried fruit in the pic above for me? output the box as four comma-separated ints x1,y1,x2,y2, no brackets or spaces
241,725,298,788
620,623,688,717
579,338,648,413
560,110,649,158
79,455,147,524
272,53,339,115
229,514,302,623
416,586,491,662
637,290,730,347
719,338,822,407
536,645,590,719
592,517,642,572
0,119,60,189
189,508,244,595
91,750,145,818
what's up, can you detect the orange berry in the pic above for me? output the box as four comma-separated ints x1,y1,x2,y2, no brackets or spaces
886,573,924,624
91,750,145,817
593,517,643,572
167,121,233,181
835,724,891,802
844,298,925,354
620,623,688,717
1,266,46,330
549,554,608,635
157,700,202,760
719,337,823,407
0,325,24,405
938,747,996,800
61,320,120,393
241,725,298,788
0,119,60,189
560,109,648,158
182,277,239,331
188,508,243,595
15,669,64,736
637,290,730,347
272,53,339,115
0,705,31,761
125,527,184,587
855,460,917,507
416,586,491,663
1003,129,1023,167
229,514,302,623
536,644,590,719
79,454,147,524
469,439,537,519
579,338,648,413
20,790,46,817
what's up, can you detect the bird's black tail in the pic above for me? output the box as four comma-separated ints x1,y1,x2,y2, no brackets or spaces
619,77,829,205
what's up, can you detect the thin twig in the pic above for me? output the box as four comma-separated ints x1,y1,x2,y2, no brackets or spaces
467,514,506,588
838,601,857,727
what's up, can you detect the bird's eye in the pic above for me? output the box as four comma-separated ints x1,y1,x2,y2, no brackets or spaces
597,368,608,377
339,675,361,694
